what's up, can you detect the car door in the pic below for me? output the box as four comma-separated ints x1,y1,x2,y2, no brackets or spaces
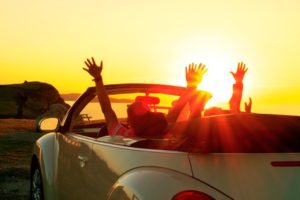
55,132,94,199
55,94,105,199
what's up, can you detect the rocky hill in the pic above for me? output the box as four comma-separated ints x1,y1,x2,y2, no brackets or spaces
0,81,70,119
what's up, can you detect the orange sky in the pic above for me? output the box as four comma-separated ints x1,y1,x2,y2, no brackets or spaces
1,0,300,115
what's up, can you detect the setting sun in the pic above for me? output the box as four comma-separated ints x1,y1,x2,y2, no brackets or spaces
168,36,250,108
1,0,300,115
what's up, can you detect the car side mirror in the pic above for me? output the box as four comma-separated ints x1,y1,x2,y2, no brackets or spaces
38,117,60,132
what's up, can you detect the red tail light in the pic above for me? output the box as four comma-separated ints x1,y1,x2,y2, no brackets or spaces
172,190,215,200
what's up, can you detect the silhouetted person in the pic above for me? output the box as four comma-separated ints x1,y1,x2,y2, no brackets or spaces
83,57,165,137
244,97,252,113
229,62,249,113
166,63,211,122
16,91,28,118
204,62,252,116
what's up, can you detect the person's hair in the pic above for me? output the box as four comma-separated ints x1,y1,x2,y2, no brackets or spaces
127,101,150,117
127,102,167,138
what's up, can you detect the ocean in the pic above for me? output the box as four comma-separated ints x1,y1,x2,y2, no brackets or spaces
65,101,300,118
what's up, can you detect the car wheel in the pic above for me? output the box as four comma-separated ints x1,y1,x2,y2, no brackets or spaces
30,162,44,200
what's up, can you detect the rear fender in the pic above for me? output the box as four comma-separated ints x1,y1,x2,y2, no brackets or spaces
108,167,231,200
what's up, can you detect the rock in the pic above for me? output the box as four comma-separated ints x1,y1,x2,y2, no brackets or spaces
0,81,70,119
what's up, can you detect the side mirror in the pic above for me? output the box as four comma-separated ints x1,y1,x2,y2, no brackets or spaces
38,117,60,132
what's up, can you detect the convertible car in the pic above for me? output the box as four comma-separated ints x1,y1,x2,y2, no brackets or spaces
30,83,300,200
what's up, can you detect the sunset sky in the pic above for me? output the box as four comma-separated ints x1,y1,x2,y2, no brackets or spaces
1,0,300,115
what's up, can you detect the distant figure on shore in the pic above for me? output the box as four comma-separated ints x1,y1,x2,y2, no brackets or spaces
16,92,28,119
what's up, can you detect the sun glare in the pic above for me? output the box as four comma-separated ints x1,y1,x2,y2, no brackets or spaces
175,51,238,107
174,38,239,109
199,60,234,108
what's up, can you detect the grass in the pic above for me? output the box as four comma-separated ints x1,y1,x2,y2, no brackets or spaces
0,119,39,200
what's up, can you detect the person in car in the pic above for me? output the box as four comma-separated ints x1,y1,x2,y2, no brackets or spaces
204,62,252,116
83,57,210,137
166,63,212,122
229,62,250,113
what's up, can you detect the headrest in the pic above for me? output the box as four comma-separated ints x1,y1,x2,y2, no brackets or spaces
135,96,160,105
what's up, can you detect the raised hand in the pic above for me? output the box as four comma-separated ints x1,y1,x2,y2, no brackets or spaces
244,97,252,113
230,62,248,83
185,63,207,88
83,57,103,80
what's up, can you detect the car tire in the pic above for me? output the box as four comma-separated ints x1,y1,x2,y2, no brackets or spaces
30,161,44,200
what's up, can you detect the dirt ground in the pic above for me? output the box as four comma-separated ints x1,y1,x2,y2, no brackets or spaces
0,119,41,200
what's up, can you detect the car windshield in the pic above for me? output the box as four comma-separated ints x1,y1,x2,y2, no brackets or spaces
69,84,187,131
78,92,180,125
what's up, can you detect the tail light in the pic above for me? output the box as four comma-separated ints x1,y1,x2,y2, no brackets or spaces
172,190,215,200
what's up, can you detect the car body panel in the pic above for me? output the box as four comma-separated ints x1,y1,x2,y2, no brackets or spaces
55,132,94,199
54,132,193,199
33,132,57,200
109,167,232,200
189,153,300,200
90,137,192,199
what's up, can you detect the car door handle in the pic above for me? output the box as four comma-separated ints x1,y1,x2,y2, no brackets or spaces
78,155,89,167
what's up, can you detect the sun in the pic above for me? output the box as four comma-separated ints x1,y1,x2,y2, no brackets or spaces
199,60,234,109
177,54,236,109
166,35,249,109
187,37,249,106
169,56,236,109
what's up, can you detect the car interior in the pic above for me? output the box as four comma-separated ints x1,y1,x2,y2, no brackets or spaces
66,88,300,153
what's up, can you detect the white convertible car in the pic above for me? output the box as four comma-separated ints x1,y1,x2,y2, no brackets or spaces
30,83,300,200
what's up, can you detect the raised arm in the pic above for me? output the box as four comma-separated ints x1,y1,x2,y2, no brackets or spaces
166,63,210,122
83,57,118,133
229,62,248,113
